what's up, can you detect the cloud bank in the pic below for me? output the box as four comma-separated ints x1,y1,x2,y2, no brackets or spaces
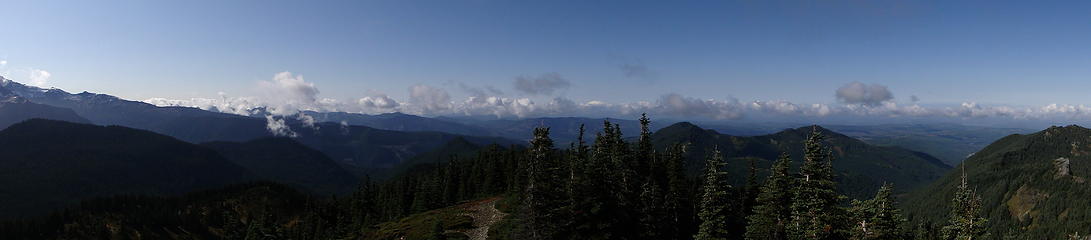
144,75,1091,128
409,84,452,114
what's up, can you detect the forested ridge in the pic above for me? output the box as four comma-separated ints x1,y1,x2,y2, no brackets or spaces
0,115,1006,239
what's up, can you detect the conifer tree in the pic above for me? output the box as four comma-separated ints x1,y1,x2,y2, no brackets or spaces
636,113,655,177
743,157,760,215
746,153,794,240
695,147,731,240
788,127,847,240
637,113,670,239
524,127,565,240
640,179,667,239
849,183,908,240
607,122,638,217
663,143,692,240
940,167,988,240
563,124,586,237
568,121,623,238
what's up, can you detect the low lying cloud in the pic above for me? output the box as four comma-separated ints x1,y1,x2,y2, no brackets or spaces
265,115,297,137
409,84,452,114
27,69,51,87
142,72,1091,127
836,82,893,106
513,73,570,95
358,94,400,110
0,60,52,88
650,93,744,119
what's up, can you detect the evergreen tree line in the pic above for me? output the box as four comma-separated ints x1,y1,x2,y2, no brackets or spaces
515,114,991,240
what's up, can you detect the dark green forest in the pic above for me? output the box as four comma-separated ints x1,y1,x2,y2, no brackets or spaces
0,115,1043,240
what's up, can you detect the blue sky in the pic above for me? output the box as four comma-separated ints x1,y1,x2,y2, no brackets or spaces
3,1,1091,124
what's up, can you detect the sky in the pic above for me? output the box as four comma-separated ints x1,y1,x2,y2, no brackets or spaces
3,0,1091,126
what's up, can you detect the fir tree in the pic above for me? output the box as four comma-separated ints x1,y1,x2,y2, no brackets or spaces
563,124,588,237
637,113,670,239
524,127,565,240
788,126,847,240
940,167,988,240
568,122,621,238
743,157,760,216
695,147,731,240
664,143,693,240
849,183,909,240
746,153,794,240
639,180,667,239
636,113,655,177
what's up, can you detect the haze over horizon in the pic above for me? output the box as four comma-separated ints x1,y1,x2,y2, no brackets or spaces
4,0,1091,127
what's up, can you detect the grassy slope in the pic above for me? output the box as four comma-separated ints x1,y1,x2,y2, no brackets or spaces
366,196,513,240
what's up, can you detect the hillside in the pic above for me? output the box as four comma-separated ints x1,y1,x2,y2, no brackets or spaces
0,119,253,218
653,122,951,197
903,125,1091,238
202,137,360,195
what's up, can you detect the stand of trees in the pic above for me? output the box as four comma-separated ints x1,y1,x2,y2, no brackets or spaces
0,114,990,240
512,116,990,240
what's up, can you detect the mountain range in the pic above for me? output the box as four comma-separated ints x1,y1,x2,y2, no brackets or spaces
1,78,1080,239
0,79,518,171
0,77,1019,173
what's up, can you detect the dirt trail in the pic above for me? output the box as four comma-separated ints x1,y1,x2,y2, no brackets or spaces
458,197,507,240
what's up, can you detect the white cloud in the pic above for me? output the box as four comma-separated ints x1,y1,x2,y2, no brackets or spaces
836,82,893,106
749,100,836,117
257,71,320,115
297,114,318,129
265,115,297,137
140,71,1091,126
409,84,452,115
28,69,51,87
144,95,263,116
358,94,400,110
649,93,744,119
